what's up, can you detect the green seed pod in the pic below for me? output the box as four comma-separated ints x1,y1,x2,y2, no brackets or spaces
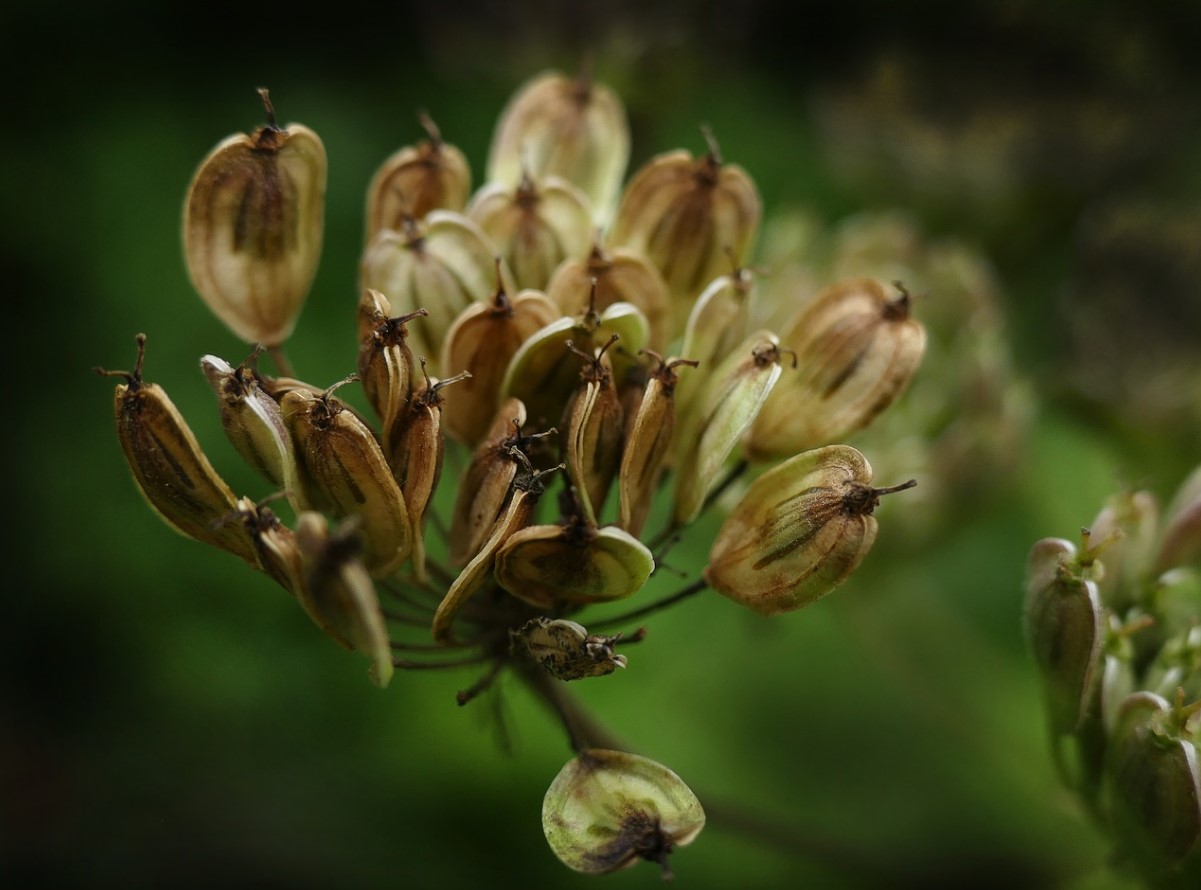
467,173,594,292
1157,463,1201,574
563,335,624,525
1088,488,1160,610
675,259,754,421
619,354,698,537
1109,691,1201,878
608,130,761,329
746,278,926,461
440,267,560,446
200,351,295,491
494,518,654,608
1147,626,1201,702
543,749,705,878
1022,536,1104,735
365,112,471,240
355,289,427,456
705,444,916,614
545,240,670,352
1150,568,1201,642
183,89,325,347
359,211,512,373
294,512,393,688
510,617,629,680
280,381,412,578
673,333,786,527
96,334,256,566
487,69,630,224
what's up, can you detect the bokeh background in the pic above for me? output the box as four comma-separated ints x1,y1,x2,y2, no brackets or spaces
5,1,1201,887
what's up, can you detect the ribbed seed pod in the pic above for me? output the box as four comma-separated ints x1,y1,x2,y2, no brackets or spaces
675,260,754,420
746,278,926,461
502,295,648,431
705,444,916,614
1157,463,1201,574
510,617,629,681
365,113,471,240
448,399,530,567
487,69,630,224
432,456,558,643
673,333,787,526
294,512,393,688
543,749,705,878
619,354,698,537
97,334,256,566
545,240,670,352
228,495,304,596
355,288,427,455
280,381,411,577
494,518,653,608
1023,536,1105,734
440,266,561,446
183,89,325,346
1087,489,1159,612
563,335,624,524
200,351,295,490
467,173,594,292
389,360,470,581
608,131,761,329
359,211,511,372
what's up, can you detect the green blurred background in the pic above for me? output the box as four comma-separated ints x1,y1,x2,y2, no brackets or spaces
6,1,1201,886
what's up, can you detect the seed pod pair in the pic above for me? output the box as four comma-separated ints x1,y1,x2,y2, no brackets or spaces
510,617,630,681
281,380,411,577
488,69,630,224
1087,489,1159,611
673,333,787,526
365,113,471,240
440,269,560,446
355,289,427,454
543,749,705,878
183,90,326,347
608,130,761,330
226,495,305,596
705,445,916,615
675,259,754,420
563,335,624,524
746,278,926,461
467,173,594,292
97,335,257,566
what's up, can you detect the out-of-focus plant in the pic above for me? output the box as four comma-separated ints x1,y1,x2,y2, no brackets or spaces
95,70,930,877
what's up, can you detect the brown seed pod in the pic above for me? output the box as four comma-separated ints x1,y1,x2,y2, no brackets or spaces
675,257,755,420
487,69,630,224
280,379,412,577
183,89,326,347
607,129,761,329
704,444,916,614
563,335,624,525
225,495,305,596
355,288,428,455
467,173,594,292
440,264,561,447
365,112,471,240
746,278,926,460
510,617,631,681
96,334,256,566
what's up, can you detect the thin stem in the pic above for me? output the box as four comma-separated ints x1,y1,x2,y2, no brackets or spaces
267,344,294,378
521,665,624,752
392,653,491,670
381,608,433,628
704,458,749,512
589,578,708,629
457,659,506,706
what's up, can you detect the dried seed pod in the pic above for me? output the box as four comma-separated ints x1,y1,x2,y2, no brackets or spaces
510,617,629,680
440,266,560,446
355,289,427,454
389,360,470,581
704,444,916,614
432,456,559,643
488,69,629,224
280,380,411,577
294,512,393,688
502,294,648,430
1109,691,1201,876
1023,536,1104,734
96,334,256,566
448,400,532,567
495,518,654,608
673,333,787,526
360,211,512,371
222,495,304,596
608,130,761,328
563,335,624,524
675,258,754,419
619,354,698,537
545,239,670,352
183,89,325,346
1157,463,1201,574
746,278,926,460
543,749,705,878
365,112,471,240
467,173,593,292
200,351,295,490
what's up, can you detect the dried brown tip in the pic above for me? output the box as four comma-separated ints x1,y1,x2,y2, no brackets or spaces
94,332,149,385
417,110,442,145
257,88,278,129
